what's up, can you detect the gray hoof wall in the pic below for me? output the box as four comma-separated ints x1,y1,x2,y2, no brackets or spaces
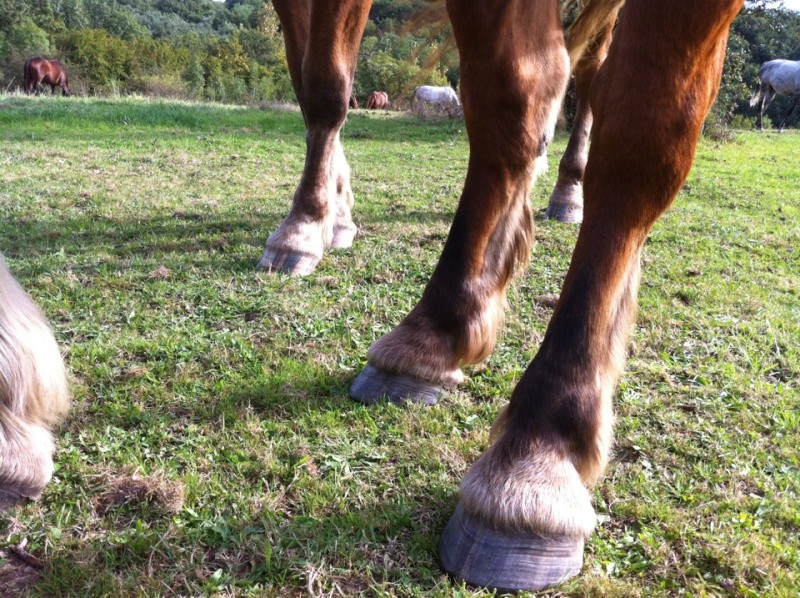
439,502,584,592
257,248,320,276
544,202,583,224
350,365,442,406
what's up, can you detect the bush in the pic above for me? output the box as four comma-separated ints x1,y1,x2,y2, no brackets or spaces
4,17,52,57
57,28,133,92
729,113,756,130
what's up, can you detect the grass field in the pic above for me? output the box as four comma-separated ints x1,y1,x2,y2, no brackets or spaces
0,94,798,597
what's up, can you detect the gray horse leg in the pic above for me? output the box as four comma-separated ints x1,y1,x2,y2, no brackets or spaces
759,88,776,130
778,95,799,131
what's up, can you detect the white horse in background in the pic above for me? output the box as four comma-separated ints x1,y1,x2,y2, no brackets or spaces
750,59,800,130
412,85,462,117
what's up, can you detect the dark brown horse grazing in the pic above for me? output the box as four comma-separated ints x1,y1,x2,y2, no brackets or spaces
366,90,390,109
264,0,743,591
24,57,71,96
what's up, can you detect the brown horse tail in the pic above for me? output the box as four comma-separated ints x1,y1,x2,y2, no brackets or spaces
23,58,33,89
565,0,626,70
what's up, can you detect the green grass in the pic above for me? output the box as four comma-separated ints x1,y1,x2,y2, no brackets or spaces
1,93,798,596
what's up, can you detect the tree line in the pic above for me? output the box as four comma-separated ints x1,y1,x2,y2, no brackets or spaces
1,0,799,127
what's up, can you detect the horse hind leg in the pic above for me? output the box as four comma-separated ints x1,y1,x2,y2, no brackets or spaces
759,87,776,130
545,15,616,224
0,256,69,509
778,94,799,131
258,0,369,275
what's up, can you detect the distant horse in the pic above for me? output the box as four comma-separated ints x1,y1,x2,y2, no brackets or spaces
366,90,389,110
749,59,800,130
23,57,71,96
411,85,461,117
349,94,358,109
0,254,69,509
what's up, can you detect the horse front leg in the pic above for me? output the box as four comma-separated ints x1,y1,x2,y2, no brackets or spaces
351,0,569,406
259,0,369,275
545,16,616,224
439,0,742,591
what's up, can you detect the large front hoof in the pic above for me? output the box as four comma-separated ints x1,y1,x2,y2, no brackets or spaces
350,365,443,405
257,247,320,276
439,502,584,592
544,201,583,224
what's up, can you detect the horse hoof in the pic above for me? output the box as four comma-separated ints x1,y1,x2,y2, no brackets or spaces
257,248,320,276
544,202,583,224
350,365,443,405
0,488,33,510
331,225,357,249
439,502,584,592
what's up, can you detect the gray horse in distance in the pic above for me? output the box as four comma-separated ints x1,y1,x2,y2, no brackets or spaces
750,59,800,130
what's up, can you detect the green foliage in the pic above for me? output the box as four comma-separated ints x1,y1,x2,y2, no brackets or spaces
355,34,449,105
59,0,90,30
1,0,800,127
58,28,132,91
710,30,752,123
83,0,148,40
183,55,204,98
4,16,52,57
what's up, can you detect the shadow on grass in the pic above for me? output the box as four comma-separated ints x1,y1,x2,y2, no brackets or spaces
36,486,459,594
218,369,359,422
1,94,464,146
0,213,272,274
1,209,460,276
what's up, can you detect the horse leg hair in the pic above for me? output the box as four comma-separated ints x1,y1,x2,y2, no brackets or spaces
440,0,743,591
259,0,370,275
352,0,568,401
0,256,69,509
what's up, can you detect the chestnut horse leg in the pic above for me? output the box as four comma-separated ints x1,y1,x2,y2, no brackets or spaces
439,0,743,590
259,0,369,275
545,16,615,224
351,0,569,405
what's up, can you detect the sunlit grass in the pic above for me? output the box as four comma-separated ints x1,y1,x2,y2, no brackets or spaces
0,94,798,596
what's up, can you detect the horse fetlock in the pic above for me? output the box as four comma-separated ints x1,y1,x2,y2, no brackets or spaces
367,318,464,387
260,215,331,275
459,440,596,539
331,186,357,249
